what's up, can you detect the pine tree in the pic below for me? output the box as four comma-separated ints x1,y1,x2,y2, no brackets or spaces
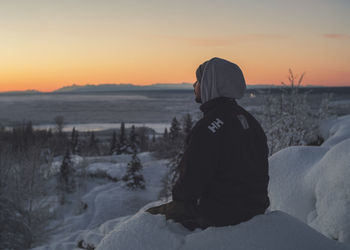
163,128,169,140
87,131,100,156
70,127,79,154
122,148,145,190
110,130,117,155
169,117,181,143
137,126,149,152
182,113,193,140
160,114,194,200
58,149,75,201
127,125,138,153
116,122,127,154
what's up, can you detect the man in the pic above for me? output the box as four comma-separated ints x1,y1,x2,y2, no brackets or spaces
147,57,270,230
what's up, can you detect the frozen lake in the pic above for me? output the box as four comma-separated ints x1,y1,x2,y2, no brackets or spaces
34,122,171,134
1,88,349,132
0,90,201,126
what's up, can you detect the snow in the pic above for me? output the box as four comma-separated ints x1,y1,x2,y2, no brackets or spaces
87,162,126,180
268,146,328,221
95,209,347,250
319,114,350,148
269,115,350,243
32,116,350,250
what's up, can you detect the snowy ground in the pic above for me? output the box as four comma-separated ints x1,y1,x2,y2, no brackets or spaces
32,115,350,250
94,209,347,250
32,153,168,250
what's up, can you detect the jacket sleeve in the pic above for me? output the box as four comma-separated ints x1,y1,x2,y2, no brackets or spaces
172,121,221,202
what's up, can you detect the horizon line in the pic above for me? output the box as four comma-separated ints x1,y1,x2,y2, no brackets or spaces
1,82,350,94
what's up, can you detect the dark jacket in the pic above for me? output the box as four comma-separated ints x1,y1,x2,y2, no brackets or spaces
172,97,270,226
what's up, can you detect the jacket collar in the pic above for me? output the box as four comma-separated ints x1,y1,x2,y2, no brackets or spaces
200,97,237,115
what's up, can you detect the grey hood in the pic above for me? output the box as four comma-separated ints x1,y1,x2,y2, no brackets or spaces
196,57,246,104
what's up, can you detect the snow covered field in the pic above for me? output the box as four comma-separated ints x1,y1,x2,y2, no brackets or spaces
31,115,350,250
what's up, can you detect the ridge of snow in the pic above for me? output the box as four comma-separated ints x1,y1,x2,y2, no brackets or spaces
319,114,350,148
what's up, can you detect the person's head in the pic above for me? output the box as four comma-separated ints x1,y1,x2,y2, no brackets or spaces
194,57,246,104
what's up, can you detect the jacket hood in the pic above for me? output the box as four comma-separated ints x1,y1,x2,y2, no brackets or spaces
196,57,246,104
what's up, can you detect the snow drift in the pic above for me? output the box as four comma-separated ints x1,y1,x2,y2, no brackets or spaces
269,115,350,243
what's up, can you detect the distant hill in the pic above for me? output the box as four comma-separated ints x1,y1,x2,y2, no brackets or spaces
54,83,194,92
0,89,41,95
54,83,282,93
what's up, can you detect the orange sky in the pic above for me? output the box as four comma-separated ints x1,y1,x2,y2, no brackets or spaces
1,0,349,92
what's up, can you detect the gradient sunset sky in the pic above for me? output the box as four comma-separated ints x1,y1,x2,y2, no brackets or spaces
1,0,349,92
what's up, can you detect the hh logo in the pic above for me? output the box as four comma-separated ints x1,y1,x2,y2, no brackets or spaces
208,118,224,133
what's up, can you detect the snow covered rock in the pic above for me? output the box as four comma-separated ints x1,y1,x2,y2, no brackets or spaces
269,115,350,243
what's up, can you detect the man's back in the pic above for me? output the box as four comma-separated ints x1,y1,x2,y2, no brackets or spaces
173,97,270,227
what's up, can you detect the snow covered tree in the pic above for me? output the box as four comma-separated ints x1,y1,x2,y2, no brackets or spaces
122,148,145,190
261,69,332,155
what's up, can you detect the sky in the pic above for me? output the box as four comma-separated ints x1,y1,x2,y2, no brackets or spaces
0,0,349,92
